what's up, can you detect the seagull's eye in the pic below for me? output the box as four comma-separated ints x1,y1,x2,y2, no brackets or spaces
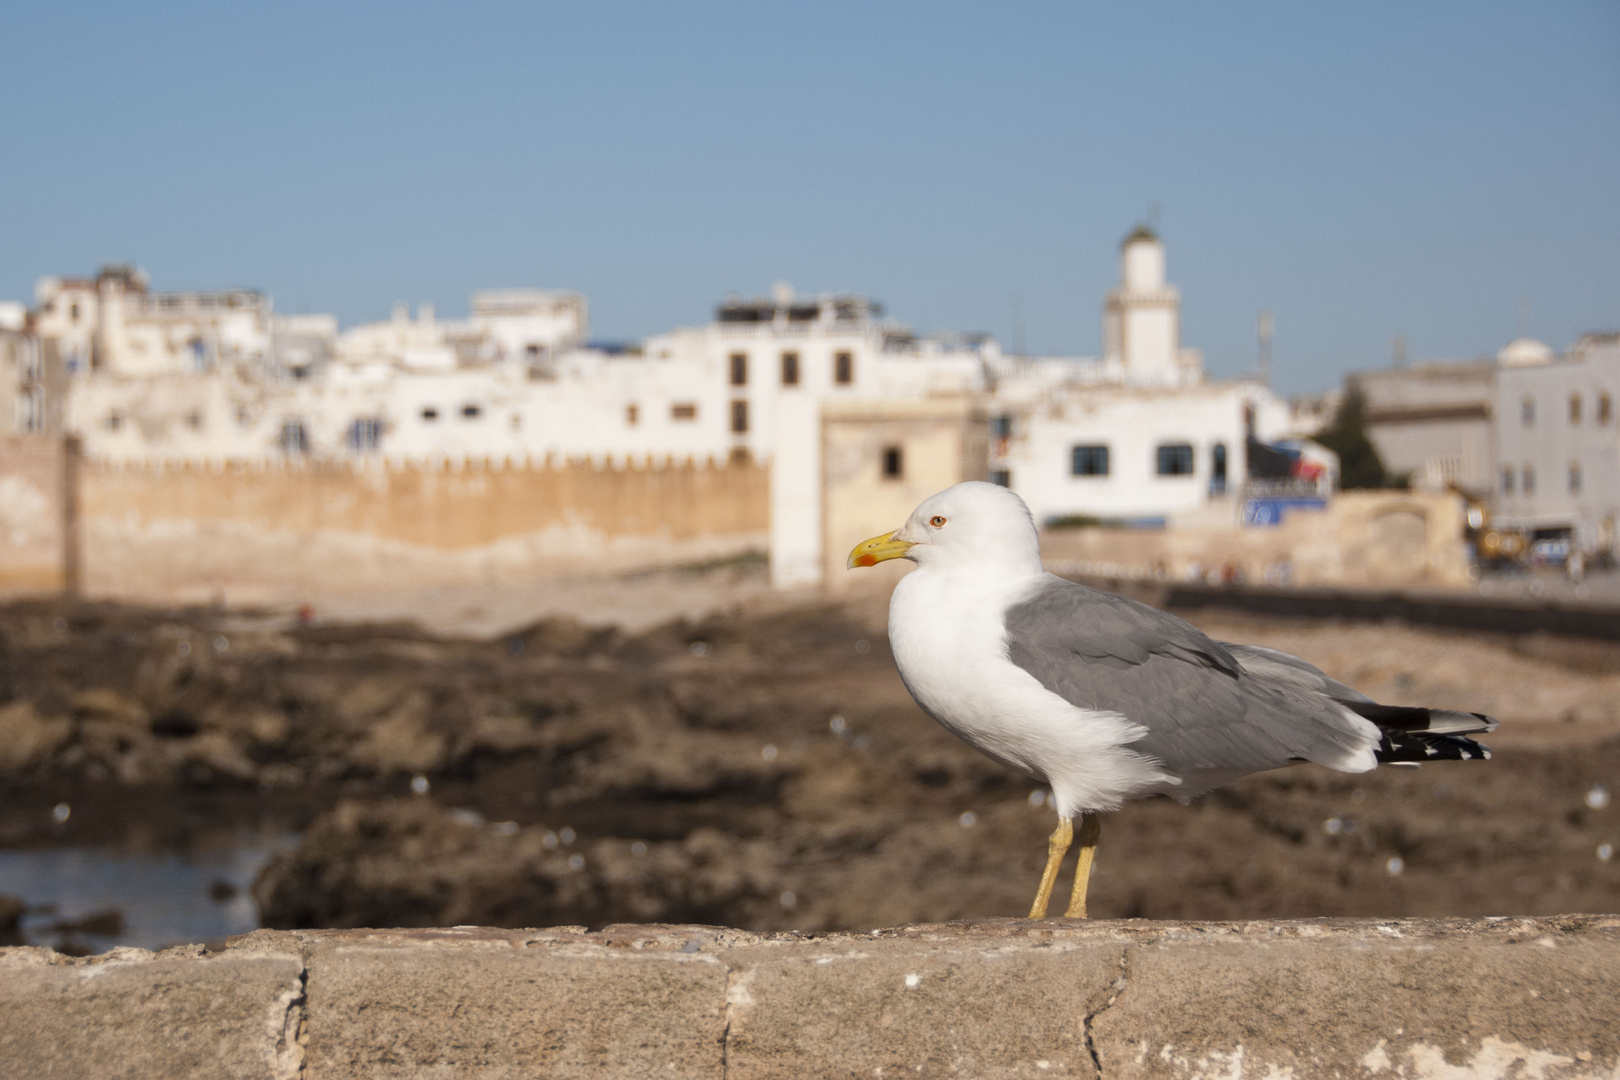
929,515,947,528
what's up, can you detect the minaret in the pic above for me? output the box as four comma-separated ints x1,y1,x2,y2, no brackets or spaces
1102,225,1197,384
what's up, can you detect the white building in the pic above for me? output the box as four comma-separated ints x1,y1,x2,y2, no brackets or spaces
333,290,587,375
1,302,52,435
986,226,1310,526
993,381,1300,526
51,269,998,467
1493,333,1620,557
1101,224,1204,386
468,289,588,368
643,284,993,465
1353,359,1496,495
34,266,273,378
311,284,991,467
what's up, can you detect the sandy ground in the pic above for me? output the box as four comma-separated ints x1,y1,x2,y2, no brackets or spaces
307,557,783,638
296,558,1620,642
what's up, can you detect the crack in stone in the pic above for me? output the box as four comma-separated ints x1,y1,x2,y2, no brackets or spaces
720,962,738,1080
1081,948,1132,1080
270,962,309,1079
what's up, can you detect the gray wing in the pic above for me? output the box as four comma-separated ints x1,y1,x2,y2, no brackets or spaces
1002,576,1376,773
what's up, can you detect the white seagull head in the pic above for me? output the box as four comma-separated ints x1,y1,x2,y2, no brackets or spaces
847,481,1044,579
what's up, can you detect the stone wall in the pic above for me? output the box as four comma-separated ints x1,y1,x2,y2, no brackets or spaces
76,456,769,606
2,917,1616,1079
0,434,78,596
820,397,989,591
1042,490,1474,590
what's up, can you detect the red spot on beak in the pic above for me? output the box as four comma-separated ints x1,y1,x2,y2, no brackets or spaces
855,554,877,567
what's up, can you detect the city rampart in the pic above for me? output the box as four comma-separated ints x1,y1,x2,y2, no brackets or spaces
1,917,1615,1079
0,434,78,595
73,456,768,605
1041,490,1473,589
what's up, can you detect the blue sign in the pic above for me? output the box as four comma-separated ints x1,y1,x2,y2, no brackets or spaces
1242,497,1327,527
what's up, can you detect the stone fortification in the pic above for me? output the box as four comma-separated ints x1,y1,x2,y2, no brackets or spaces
1042,490,1474,591
72,455,768,605
2,916,1616,1079
0,435,78,595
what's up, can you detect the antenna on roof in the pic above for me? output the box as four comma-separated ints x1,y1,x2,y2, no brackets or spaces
1392,334,1407,369
1010,294,1025,359
1257,311,1273,388
1518,296,1531,339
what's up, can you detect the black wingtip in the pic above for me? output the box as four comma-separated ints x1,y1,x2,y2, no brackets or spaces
1374,729,1492,764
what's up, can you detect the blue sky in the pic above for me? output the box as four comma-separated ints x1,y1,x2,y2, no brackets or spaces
3,1,1615,393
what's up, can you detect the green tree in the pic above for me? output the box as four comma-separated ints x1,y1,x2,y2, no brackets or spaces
1315,381,1389,489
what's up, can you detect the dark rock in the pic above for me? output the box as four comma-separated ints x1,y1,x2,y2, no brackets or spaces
0,894,24,946
51,907,125,937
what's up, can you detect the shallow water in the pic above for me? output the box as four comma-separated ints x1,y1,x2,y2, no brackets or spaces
0,834,298,952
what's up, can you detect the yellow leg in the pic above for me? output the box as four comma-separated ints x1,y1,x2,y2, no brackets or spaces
1063,813,1103,918
1028,817,1074,919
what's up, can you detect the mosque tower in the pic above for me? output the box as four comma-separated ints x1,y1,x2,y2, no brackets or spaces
1101,225,1202,385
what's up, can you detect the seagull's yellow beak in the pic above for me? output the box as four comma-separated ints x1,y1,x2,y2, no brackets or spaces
847,531,914,569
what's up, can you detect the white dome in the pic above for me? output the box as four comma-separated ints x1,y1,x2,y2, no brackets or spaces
1497,338,1554,367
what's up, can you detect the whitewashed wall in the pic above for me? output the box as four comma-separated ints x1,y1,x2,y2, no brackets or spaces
997,382,1292,524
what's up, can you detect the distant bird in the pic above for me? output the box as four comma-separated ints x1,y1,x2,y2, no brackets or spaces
848,482,1494,919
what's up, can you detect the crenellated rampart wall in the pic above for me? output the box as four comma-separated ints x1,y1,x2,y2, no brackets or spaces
57,454,767,605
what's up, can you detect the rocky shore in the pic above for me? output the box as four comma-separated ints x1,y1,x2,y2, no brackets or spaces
1,597,1617,934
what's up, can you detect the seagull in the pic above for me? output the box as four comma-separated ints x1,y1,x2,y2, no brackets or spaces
848,481,1495,919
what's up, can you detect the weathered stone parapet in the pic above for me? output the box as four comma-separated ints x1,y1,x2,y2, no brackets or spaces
0,941,304,1080
3,917,1617,1079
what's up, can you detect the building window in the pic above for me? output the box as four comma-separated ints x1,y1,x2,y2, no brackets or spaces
421,406,439,422
106,410,124,431
671,403,697,421
625,404,639,426
461,403,482,420
729,447,750,466
781,352,799,386
1522,396,1535,426
1210,442,1228,495
185,410,204,430
990,469,1011,487
348,417,383,451
1156,443,1195,476
835,351,854,385
20,341,41,382
22,390,40,431
990,416,1013,438
1523,465,1536,494
730,399,749,434
1570,462,1582,494
729,353,748,387
882,446,903,479
1071,445,1110,477
1571,393,1583,424
280,419,309,456
1600,393,1613,425
1501,467,1514,494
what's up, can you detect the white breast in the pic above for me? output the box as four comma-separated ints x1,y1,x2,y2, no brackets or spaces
887,568,1176,817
